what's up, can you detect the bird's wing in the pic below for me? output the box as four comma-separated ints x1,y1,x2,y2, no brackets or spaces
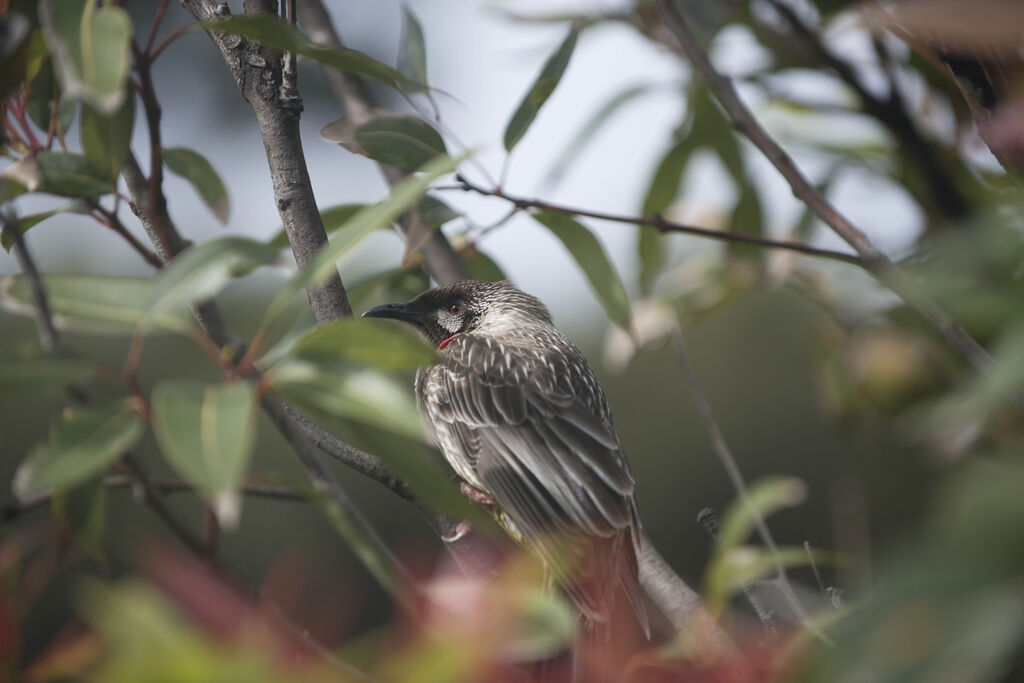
422,334,642,623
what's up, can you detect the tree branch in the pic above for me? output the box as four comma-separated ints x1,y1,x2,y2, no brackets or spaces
181,0,351,319
2,211,58,352
295,0,470,286
655,0,1010,396
452,175,863,267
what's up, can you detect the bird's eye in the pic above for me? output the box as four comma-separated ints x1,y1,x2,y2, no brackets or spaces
448,303,463,316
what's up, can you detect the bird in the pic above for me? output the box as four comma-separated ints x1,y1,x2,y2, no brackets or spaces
363,279,649,637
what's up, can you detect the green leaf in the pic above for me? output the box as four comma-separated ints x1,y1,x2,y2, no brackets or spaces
268,363,423,440
716,477,807,553
203,14,422,92
268,203,368,250
25,58,77,136
417,195,460,229
706,545,838,606
3,152,115,198
143,237,278,332
637,227,666,296
81,94,134,180
274,318,435,370
544,82,659,188
150,380,258,526
531,210,631,327
2,273,191,334
641,136,698,217
727,181,765,260
0,357,96,394
262,152,466,327
0,199,92,252
397,5,428,87
163,147,230,224
504,28,578,152
13,402,145,500
39,0,132,114
355,115,447,172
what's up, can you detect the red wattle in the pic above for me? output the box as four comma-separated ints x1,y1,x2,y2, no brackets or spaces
438,333,459,350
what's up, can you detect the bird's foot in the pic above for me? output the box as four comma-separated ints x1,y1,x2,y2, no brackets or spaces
459,482,496,506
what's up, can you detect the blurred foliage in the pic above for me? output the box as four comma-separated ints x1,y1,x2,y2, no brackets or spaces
1,0,1024,681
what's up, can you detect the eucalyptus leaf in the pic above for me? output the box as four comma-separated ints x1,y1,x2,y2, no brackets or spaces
150,380,258,527
637,227,666,296
268,204,368,250
163,147,230,224
143,237,278,332
81,94,134,180
463,245,508,282
2,273,191,334
503,28,578,152
397,5,428,87
532,210,631,327
642,136,698,217
14,402,145,500
39,0,132,114
274,318,435,370
262,152,465,327
417,195,460,229
716,477,807,553
355,115,446,172
0,199,92,253
5,152,115,198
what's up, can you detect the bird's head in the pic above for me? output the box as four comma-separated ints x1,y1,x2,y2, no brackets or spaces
362,279,552,349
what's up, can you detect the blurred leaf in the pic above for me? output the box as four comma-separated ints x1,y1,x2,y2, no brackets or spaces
163,147,230,224
4,152,115,197
356,115,447,172
727,181,766,263
13,402,145,500
143,237,278,332
268,203,368,250
39,0,132,114
532,210,631,327
637,227,666,296
2,273,192,334
52,476,107,562
0,357,95,394
150,381,257,527
418,195,460,229
462,244,508,282
716,477,807,553
346,264,430,314
0,199,92,252
397,5,428,87
81,94,134,180
25,57,76,136
268,362,423,440
503,28,578,152
706,545,838,606
273,318,435,370
0,12,30,100
0,175,27,204
545,82,659,188
263,152,465,327
641,136,698,217
204,14,423,91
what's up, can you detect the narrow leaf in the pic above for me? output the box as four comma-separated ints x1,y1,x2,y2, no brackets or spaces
268,203,368,250
397,5,428,86
81,94,134,180
143,237,278,332
2,273,191,334
463,245,508,282
275,318,435,370
0,358,96,394
262,152,465,327
13,402,145,500
39,0,132,114
163,147,230,224
637,227,666,296
6,152,115,198
0,200,92,252
417,195,460,229
355,115,446,172
642,136,698,217
204,15,422,92
150,381,258,526
504,29,578,152
716,477,807,553
532,210,631,327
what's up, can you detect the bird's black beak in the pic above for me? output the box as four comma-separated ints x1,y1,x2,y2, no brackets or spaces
362,302,423,323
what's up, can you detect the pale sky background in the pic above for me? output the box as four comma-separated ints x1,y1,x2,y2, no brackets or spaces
0,0,927,329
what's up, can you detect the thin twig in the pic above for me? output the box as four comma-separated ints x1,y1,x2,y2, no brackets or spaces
453,174,862,266
143,0,170,56
655,1,1013,403
673,326,833,645
2,211,58,351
